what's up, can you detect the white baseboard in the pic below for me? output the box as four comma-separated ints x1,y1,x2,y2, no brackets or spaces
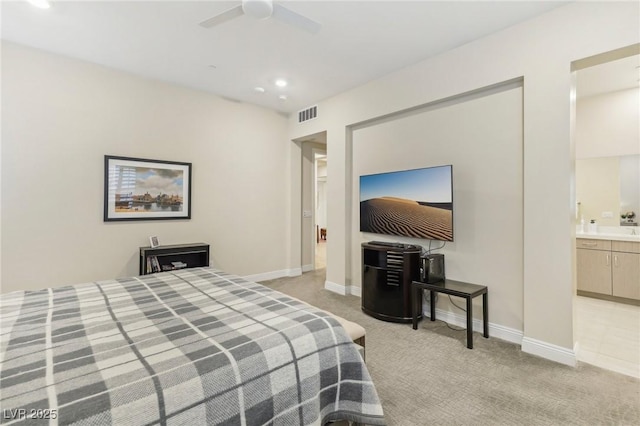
324,280,348,295
521,337,577,367
245,268,301,283
424,307,575,366
425,308,523,346
324,281,363,297
287,268,302,277
486,321,524,345
301,264,314,273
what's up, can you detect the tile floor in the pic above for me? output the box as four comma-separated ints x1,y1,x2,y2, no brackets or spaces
575,295,640,378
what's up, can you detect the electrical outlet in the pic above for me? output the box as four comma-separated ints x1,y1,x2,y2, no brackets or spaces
302,210,312,218
601,211,613,218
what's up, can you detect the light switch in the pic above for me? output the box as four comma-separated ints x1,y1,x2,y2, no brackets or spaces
601,211,613,218
303,210,312,218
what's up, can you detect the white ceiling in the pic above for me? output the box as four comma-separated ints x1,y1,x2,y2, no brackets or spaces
1,1,579,114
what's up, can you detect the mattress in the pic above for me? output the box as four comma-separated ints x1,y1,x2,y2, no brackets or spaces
0,267,384,425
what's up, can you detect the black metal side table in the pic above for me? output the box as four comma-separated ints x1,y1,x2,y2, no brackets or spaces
411,279,488,349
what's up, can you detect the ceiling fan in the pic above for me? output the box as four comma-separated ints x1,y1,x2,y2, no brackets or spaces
199,0,322,34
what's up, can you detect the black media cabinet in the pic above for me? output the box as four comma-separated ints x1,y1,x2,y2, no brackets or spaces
139,243,210,275
361,241,422,323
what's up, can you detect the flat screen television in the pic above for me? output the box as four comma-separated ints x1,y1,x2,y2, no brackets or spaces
359,165,453,242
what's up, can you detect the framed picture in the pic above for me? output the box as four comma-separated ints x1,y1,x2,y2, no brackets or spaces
149,236,160,248
104,155,192,221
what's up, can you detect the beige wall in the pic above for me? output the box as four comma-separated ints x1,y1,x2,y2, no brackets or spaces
576,157,621,227
576,88,640,159
1,42,291,292
352,84,523,331
287,1,639,363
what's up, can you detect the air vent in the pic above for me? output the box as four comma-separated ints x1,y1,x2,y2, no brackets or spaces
298,105,318,123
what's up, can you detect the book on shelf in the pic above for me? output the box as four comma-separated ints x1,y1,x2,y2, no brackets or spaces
150,256,161,273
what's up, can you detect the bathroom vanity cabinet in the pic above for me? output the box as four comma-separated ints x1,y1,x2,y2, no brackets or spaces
577,238,640,302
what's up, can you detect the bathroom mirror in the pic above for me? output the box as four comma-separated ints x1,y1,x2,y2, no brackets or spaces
576,154,640,227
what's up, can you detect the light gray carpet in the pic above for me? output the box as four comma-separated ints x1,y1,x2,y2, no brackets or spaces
261,269,640,426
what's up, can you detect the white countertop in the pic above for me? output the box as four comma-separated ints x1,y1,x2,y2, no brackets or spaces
576,228,640,242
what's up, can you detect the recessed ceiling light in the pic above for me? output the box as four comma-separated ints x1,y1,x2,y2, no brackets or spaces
26,0,51,9
254,87,266,93
275,79,288,88
279,95,288,101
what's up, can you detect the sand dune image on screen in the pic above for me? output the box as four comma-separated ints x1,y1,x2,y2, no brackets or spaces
360,197,452,241
359,166,453,241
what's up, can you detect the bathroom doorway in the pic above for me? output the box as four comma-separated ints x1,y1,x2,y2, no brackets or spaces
572,45,640,378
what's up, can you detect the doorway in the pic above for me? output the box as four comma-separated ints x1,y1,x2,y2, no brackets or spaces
315,153,327,269
572,46,640,378
297,132,327,274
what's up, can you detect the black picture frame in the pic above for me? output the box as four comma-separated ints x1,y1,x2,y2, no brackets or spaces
104,155,192,222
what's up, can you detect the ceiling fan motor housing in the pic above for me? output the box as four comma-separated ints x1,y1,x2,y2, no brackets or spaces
242,0,273,20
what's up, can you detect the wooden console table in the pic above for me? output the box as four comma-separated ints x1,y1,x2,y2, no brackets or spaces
411,279,488,349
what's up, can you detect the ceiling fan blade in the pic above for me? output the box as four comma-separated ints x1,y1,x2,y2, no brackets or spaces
199,5,244,29
271,4,321,34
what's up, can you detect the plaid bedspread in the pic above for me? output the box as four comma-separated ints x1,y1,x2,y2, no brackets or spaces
0,268,385,425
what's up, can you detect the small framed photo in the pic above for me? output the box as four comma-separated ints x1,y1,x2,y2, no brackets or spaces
149,236,160,248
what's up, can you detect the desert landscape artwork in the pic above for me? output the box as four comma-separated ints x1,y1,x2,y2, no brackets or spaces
360,166,453,242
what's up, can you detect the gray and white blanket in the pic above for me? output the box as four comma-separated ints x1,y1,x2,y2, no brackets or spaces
0,268,385,425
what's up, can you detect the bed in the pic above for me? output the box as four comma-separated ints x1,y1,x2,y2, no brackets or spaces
0,267,385,425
